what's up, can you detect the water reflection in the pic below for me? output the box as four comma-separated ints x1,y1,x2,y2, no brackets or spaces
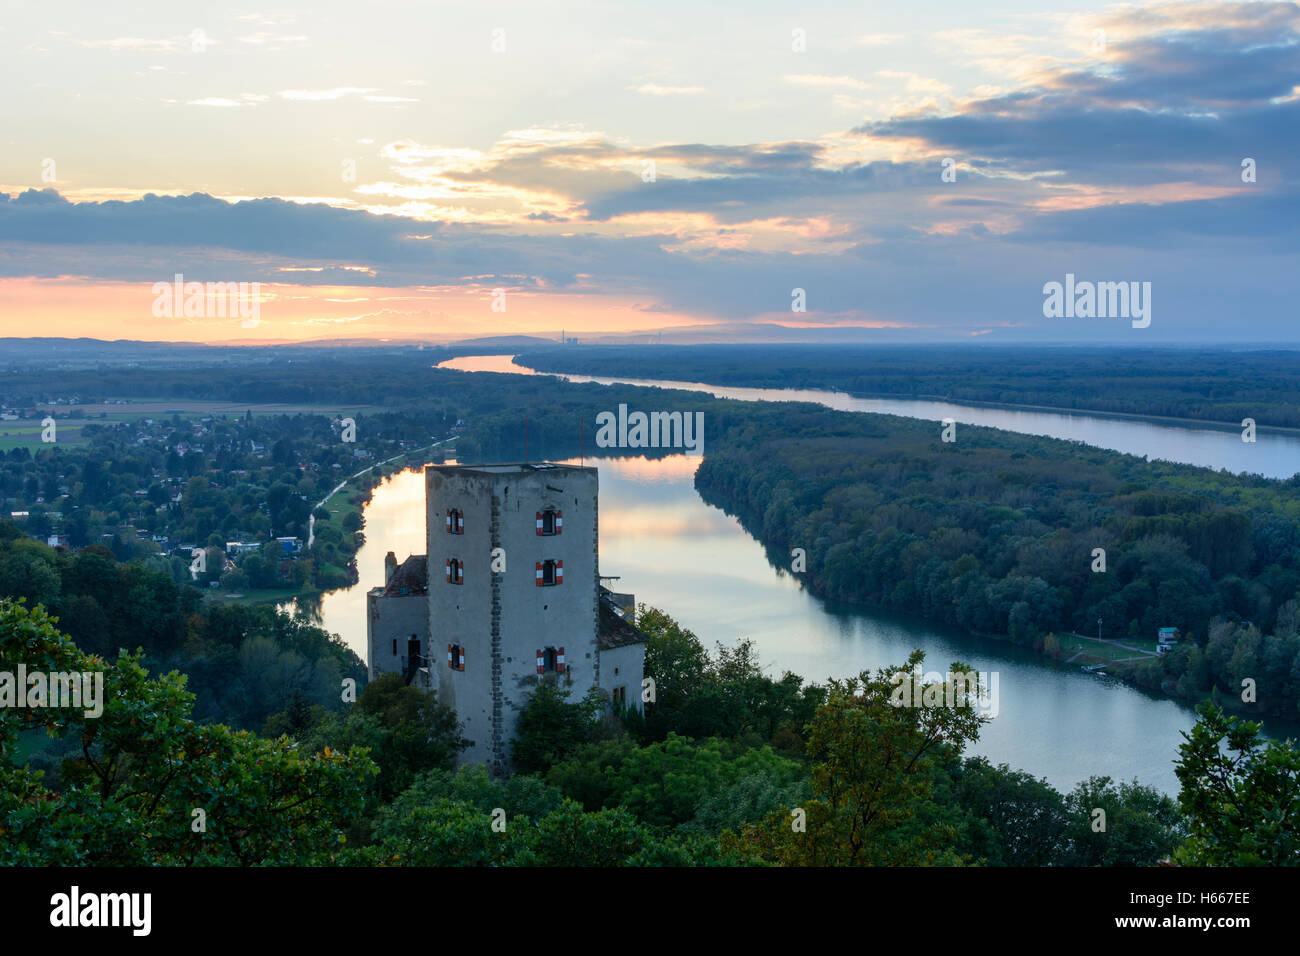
282,454,1294,796
290,355,1300,796
438,354,1300,480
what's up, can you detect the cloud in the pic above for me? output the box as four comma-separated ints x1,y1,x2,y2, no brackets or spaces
855,33,904,46
785,74,873,90
627,83,705,96
278,87,380,101
78,34,212,52
187,94,268,107
237,32,309,49
6,4,1299,342
858,4,1300,190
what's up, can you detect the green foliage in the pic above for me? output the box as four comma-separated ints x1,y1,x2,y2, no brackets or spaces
1174,702,1300,865
0,598,375,865
738,650,987,866
682,395,1300,714
296,673,469,804
0,533,367,732
638,607,825,746
510,680,604,774
543,737,640,811
546,732,806,831
1059,776,1184,866
362,765,731,866
945,756,1068,866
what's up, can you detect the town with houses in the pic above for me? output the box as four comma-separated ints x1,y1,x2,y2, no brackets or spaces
0,396,446,597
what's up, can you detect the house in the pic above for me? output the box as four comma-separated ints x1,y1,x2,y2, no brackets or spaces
366,462,646,773
1156,627,1180,654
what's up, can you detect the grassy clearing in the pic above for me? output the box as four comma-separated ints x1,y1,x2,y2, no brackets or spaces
0,421,89,448
204,587,305,607
1052,632,1160,665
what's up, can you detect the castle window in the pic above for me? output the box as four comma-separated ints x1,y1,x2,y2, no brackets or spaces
447,643,465,671
536,646,566,675
612,685,627,705
535,559,563,586
445,558,463,585
445,508,464,534
536,508,562,536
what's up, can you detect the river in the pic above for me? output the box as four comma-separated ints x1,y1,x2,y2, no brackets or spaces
440,353,1300,480
282,354,1300,797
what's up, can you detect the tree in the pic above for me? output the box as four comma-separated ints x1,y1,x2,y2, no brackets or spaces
949,757,1066,866
298,673,468,805
0,544,61,609
594,733,805,829
1174,701,1300,865
511,681,604,774
1059,776,1183,866
638,605,709,738
737,650,988,866
0,598,375,865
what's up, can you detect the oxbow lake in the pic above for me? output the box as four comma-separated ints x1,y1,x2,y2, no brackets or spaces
283,355,1300,796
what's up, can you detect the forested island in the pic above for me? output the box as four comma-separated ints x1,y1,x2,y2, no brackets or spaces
517,345,1300,430
693,400,1300,720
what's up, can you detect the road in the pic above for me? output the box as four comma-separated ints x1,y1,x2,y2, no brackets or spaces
306,436,457,548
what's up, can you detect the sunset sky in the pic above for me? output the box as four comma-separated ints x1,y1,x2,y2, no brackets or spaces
1,1,1297,344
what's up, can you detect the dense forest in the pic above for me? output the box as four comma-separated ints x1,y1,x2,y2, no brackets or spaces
518,345,1300,429
0,521,364,753
692,400,1300,718
6,581,1296,866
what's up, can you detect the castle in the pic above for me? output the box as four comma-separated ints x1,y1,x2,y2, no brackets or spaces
366,462,645,771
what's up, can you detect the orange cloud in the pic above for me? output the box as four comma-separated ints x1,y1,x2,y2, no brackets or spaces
0,277,704,343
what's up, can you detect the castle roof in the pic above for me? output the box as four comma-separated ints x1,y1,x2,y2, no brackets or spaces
383,554,428,596
599,594,647,649
427,461,596,477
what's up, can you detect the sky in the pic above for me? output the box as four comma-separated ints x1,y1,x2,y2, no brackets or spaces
1,0,1297,345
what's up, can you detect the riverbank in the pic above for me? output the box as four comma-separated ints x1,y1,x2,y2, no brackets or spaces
208,441,456,610
512,346,1300,432
827,391,1300,437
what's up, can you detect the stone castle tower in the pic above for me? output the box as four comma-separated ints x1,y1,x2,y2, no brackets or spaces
367,462,645,772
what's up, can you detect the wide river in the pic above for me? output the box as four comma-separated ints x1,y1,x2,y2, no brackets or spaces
284,354,1300,796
